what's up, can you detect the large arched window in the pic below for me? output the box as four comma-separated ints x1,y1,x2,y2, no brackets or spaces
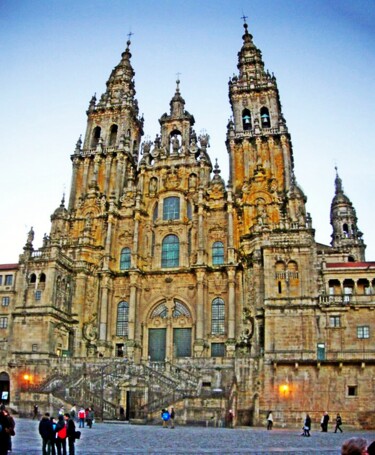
91,126,101,148
260,107,271,128
242,109,251,130
212,241,224,265
120,247,131,270
162,235,179,268
163,197,180,220
211,297,225,334
109,124,118,146
116,301,129,337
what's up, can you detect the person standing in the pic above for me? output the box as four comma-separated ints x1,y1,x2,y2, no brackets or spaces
33,403,39,419
161,408,170,428
321,412,330,432
335,413,343,433
78,407,85,428
65,413,77,455
39,412,54,455
227,409,234,428
266,410,273,430
86,407,94,428
168,406,175,429
50,416,57,455
55,414,67,455
70,404,77,422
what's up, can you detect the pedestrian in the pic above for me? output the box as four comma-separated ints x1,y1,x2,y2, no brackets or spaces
58,406,64,417
335,413,343,433
55,414,67,455
86,407,94,428
341,437,368,455
0,404,15,455
78,407,85,428
65,412,77,455
227,409,234,428
168,406,175,429
266,410,273,430
70,404,77,421
50,416,57,455
39,412,54,455
301,413,311,437
321,411,330,432
33,403,39,419
119,406,125,421
161,408,170,428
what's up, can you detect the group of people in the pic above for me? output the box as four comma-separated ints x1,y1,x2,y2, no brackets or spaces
39,412,78,455
161,406,175,428
302,411,343,436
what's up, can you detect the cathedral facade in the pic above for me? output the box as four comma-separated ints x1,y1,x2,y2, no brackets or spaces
0,23,374,427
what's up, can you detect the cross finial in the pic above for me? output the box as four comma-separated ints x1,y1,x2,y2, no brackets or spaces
127,31,134,41
176,72,181,82
241,14,248,24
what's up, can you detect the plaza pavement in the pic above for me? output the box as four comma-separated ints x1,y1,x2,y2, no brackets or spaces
8,418,375,454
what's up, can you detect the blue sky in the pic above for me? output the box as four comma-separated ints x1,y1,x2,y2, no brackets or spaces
0,0,374,262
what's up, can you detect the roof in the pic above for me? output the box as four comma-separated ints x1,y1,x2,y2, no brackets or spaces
326,262,375,269
0,264,19,271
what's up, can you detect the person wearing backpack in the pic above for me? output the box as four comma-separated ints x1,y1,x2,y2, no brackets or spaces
55,414,67,455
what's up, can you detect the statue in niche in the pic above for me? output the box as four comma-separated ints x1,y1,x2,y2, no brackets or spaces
149,177,157,194
189,137,199,155
189,174,197,190
171,134,180,154
255,198,268,225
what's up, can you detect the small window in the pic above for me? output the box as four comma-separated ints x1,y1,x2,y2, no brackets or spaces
211,343,225,357
347,385,357,397
329,316,340,328
357,326,370,339
187,201,192,220
32,344,38,352
35,291,42,301
2,297,9,307
120,247,131,270
317,343,325,361
5,275,13,286
116,343,125,357
278,281,282,294
161,235,179,268
0,317,8,329
163,197,180,220
39,273,46,283
212,242,224,266
0,276,2,285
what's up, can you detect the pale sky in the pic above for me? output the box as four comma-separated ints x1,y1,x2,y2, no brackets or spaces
1,0,375,263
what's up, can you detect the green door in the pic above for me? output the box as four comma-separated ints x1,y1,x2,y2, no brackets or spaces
148,328,166,361
173,328,192,358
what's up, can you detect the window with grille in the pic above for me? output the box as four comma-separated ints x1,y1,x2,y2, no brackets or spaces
211,343,225,357
163,197,180,220
0,318,8,329
2,297,9,307
116,301,129,337
212,241,224,265
4,275,12,286
120,247,131,270
161,235,179,268
329,316,340,328
211,298,225,334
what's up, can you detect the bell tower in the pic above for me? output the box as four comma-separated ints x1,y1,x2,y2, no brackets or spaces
330,168,366,261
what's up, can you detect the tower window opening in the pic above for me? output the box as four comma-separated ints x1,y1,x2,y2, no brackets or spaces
343,223,349,237
260,107,271,128
109,124,118,146
278,281,282,294
91,126,101,148
242,109,252,131
29,273,36,284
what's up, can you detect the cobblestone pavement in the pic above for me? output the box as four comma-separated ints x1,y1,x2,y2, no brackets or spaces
8,419,375,455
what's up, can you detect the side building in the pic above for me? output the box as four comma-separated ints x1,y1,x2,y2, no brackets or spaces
1,23,374,428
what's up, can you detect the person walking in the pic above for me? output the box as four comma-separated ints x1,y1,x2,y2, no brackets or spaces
86,407,94,428
161,408,170,428
335,413,343,433
266,410,273,430
39,412,54,455
65,413,77,455
301,413,311,437
55,414,67,455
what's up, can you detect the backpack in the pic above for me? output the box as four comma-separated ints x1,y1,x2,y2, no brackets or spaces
57,424,67,439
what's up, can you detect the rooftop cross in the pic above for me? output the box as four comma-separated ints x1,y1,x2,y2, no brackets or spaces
241,14,248,24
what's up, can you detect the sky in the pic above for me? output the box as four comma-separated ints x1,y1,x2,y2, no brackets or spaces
0,0,375,263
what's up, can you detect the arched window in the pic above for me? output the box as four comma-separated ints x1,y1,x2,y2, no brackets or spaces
260,107,271,128
39,273,46,283
162,235,179,268
109,124,118,146
211,298,225,334
116,301,129,337
29,273,36,284
91,126,101,148
242,109,251,130
163,197,180,220
120,247,131,270
343,223,349,237
212,241,224,265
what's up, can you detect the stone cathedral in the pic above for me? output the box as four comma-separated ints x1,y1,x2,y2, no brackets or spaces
0,22,374,428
